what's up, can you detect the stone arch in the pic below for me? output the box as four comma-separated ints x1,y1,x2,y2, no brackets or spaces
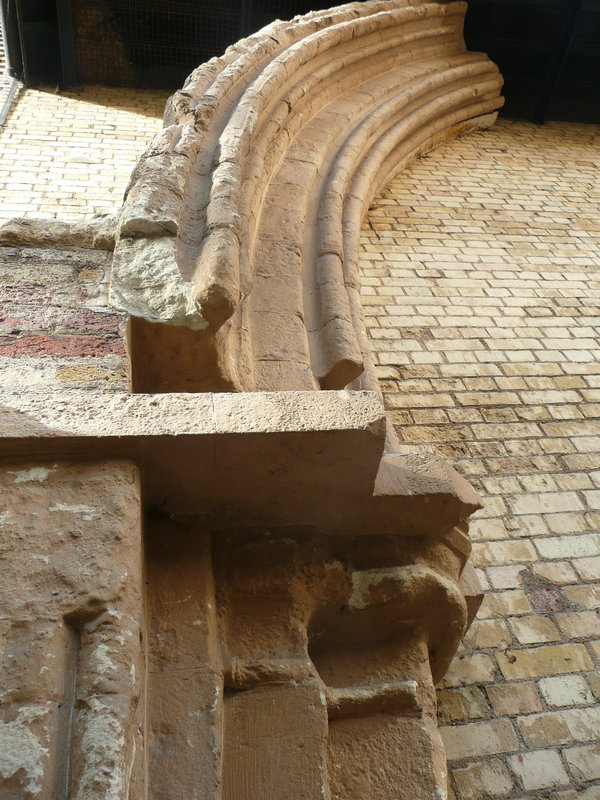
110,0,504,395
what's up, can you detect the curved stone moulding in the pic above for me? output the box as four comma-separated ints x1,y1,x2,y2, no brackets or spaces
110,0,504,394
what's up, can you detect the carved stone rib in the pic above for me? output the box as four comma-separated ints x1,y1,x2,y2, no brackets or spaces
110,0,504,393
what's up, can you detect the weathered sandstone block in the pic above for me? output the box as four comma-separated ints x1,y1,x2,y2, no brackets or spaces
144,522,473,800
0,461,143,799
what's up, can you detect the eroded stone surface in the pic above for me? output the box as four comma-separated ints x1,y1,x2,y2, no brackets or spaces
110,237,207,330
0,461,143,799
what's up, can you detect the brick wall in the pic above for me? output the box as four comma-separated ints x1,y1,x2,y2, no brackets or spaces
0,243,129,391
0,85,167,223
0,84,167,390
360,118,600,800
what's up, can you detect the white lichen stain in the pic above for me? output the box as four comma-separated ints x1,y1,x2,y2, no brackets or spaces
0,511,15,525
0,707,49,795
350,565,461,612
349,568,410,610
49,503,101,521
72,697,126,800
88,643,116,676
207,685,221,715
124,733,136,800
9,467,53,484
15,705,51,725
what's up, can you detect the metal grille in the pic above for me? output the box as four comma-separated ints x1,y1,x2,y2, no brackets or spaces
0,7,19,127
72,0,244,87
71,0,371,89
559,9,600,89
67,0,600,123
465,0,563,44
549,6,600,121
0,22,6,74
251,0,332,30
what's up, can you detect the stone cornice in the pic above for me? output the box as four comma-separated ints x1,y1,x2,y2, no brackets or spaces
0,389,479,542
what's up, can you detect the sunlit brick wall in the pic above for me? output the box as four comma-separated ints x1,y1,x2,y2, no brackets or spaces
360,118,600,800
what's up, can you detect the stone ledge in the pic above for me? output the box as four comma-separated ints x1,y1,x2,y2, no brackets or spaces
0,216,116,250
0,389,384,438
0,389,479,539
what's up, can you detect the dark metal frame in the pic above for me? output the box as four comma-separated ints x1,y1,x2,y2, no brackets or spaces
1,0,76,85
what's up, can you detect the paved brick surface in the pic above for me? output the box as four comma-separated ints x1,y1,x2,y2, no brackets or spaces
0,84,167,223
361,118,600,799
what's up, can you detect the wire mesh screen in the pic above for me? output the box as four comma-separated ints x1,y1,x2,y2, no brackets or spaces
250,0,334,31
464,0,600,123
72,0,245,87
71,0,371,88
549,5,600,121
69,0,600,123
464,0,564,91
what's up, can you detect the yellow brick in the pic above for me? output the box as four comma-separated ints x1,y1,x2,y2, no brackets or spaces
486,681,542,716
440,719,519,760
497,644,593,680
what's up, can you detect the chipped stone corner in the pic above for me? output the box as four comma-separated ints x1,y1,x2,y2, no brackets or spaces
109,235,208,330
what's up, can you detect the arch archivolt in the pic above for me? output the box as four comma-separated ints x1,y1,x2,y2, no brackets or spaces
110,0,504,397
